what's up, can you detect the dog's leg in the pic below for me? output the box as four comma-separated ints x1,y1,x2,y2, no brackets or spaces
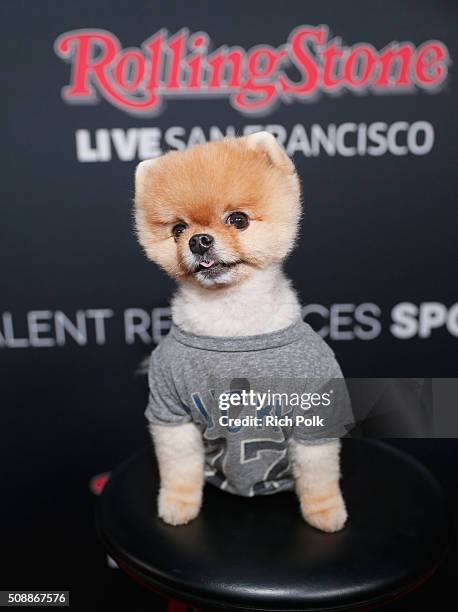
290,439,347,532
150,422,204,526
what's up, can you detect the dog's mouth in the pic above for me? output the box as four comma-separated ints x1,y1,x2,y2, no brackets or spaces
194,258,241,277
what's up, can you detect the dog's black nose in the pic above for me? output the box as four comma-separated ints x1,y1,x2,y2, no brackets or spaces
189,233,214,255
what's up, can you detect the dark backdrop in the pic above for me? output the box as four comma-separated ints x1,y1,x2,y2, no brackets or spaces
1,1,457,610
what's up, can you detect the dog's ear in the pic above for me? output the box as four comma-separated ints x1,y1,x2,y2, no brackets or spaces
244,131,295,174
134,157,160,199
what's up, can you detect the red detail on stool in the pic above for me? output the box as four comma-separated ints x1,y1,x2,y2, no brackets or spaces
89,472,111,495
167,601,200,612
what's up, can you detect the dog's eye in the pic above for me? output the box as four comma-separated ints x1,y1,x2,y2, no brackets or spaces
172,222,187,240
226,211,249,230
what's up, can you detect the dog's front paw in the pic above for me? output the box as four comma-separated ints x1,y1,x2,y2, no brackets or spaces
158,485,202,526
300,486,348,533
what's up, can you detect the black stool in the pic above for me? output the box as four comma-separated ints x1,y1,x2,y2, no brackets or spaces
96,440,452,611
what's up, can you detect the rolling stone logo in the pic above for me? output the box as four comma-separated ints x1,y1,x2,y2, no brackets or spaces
54,26,450,116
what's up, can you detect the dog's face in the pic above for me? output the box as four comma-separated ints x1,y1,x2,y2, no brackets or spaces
134,132,301,288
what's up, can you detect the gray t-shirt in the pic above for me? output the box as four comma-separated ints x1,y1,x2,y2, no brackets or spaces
145,318,351,497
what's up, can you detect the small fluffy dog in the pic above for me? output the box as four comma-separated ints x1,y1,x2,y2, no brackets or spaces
134,132,347,532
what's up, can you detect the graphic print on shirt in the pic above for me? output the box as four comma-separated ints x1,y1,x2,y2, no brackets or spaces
242,438,292,495
190,376,297,496
203,437,228,490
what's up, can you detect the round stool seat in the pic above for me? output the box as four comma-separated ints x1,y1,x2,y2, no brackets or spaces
97,440,451,611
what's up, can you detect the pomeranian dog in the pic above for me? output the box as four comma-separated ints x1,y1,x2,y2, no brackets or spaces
134,132,347,532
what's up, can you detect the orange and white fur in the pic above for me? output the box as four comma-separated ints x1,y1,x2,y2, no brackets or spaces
134,132,347,532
